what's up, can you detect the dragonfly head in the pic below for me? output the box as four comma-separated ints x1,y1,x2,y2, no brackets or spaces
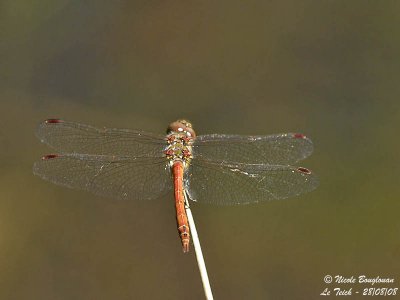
167,120,196,138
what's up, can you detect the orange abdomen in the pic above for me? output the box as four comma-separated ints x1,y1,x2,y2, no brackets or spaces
172,161,190,253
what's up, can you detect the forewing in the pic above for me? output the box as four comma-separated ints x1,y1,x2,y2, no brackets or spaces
193,133,313,164
36,119,166,157
33,154,172,200
186,159,318,205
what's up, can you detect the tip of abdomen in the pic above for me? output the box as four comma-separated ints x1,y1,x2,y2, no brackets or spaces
182,241,190,253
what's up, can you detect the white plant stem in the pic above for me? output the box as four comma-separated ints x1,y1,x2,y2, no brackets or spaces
184,192,214,300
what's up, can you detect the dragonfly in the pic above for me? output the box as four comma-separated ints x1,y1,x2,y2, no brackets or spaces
33,119,318,252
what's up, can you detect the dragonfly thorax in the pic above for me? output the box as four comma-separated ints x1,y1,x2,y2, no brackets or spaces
164,132,194,167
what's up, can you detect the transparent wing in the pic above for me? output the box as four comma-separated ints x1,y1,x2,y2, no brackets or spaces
193,133,313,164
36,119,166,157
185,158,318,205
33,154,172,200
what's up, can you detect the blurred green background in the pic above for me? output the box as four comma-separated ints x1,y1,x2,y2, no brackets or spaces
1,1,399,299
